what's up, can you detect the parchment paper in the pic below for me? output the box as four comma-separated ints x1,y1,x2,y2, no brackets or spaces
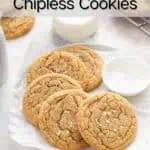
9,42,150,150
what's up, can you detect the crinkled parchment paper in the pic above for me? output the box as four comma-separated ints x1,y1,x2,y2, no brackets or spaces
9,41,150,150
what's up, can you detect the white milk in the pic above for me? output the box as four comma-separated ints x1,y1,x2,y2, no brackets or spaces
53,16,99,42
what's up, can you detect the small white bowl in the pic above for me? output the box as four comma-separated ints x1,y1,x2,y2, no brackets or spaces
102,57,150,96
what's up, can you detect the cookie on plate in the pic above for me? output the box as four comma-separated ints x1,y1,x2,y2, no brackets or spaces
23,73,82,127
0,16,35,40
27,51,90,91
60,45,104,91
39,90,88,150
77,92,137,150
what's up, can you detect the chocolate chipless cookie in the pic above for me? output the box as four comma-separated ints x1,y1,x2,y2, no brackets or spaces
39,90,88,150
60,45,104,92
0,17,35,40
23,73,82,127
77,92,137,150
27,51,90,91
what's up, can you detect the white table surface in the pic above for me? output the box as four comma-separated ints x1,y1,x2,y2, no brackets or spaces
0,16,150,150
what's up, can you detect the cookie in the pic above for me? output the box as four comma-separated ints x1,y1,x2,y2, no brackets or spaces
23,73,82,127
60,45,104,91
77,92,137,150
27,51,90,91
39,90,88,150
0,16,35,40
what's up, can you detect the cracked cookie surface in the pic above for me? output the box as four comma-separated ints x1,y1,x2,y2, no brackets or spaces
59,45,104,92
39,90,88,150
0,17,35,40
23,73,82,127
77,92,137,150
27,51,90,91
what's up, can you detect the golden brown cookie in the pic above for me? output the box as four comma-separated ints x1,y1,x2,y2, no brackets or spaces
39,90,88,150
23,73,82,127
76,92,137,150
0,17,35,40
27,51,90,91
60,45,104,91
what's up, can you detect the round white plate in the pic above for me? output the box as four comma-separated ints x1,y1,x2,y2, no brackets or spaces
103,56,150,96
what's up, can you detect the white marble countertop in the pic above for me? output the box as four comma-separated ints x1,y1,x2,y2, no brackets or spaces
0,16,150,150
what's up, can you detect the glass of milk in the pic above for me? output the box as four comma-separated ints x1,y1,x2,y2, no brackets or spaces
53,16,99,43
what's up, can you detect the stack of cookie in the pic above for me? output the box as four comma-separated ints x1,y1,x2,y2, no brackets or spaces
26,45,104,92
23,45,137,150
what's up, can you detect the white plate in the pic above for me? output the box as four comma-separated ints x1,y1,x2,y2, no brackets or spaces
103,56,150,96
9,43,150,150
